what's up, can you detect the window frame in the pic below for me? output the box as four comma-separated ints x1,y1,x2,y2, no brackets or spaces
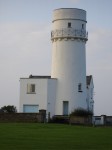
27,84,36,94
82,24,84,29
68,22,71,28
78,83,83,92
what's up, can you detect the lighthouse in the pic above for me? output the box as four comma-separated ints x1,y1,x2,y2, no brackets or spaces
51,8,88,115
19,8,94,117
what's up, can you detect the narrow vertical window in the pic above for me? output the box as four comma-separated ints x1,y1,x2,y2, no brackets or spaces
31,84,35,93
68,22,71,28
78,83,82,92
82,24,84,29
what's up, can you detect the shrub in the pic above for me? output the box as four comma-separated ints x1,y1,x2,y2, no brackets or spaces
70,108,93,117
0,105,17,113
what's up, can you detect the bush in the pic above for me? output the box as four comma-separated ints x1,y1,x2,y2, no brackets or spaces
70,108,93,117
0,105,17,113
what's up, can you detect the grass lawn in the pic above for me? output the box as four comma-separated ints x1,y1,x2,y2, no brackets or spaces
0,123,112,150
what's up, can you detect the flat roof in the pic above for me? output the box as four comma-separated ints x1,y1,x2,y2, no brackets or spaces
20,75,57,80
54,8,86,12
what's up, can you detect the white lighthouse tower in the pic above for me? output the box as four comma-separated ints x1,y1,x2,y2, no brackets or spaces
19,8,94,117
51,8,88,115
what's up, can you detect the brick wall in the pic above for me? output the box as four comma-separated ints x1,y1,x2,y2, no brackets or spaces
0,110,46,123
70,116,92,125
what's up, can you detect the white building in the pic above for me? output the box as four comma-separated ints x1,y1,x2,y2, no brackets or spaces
19,76,57,117
19,8,94,117
86,75,94,113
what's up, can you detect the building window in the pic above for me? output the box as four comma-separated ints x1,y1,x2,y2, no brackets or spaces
95,117,101,121
68,22,71,28
78,83,82,92
27,84,36,94
82,24,84,29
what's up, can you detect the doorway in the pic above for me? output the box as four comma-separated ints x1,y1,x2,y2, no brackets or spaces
63,101,69,115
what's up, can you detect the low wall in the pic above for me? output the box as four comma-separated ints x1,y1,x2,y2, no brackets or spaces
51,115,69,124
50,115,92,125
70,116,92,125
106,116,112,125
0,112,46,123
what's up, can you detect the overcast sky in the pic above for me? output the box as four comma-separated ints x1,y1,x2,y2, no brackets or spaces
0,0,112,115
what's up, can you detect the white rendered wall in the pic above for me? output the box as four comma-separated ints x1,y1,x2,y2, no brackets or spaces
51,8,88,115
92,116,104,125
86,77,94,113
47,79,57,117
19,78,57,117
19,79,48,112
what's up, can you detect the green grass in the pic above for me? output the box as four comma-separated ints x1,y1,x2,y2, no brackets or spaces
0,123,112,150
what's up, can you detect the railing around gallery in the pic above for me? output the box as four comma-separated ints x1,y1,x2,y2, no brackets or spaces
51,28,88,40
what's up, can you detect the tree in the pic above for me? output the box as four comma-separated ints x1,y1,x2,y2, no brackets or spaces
0,105,17,113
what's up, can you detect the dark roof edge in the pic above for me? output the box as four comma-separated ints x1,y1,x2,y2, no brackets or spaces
29,75,51,79
20,75,57,80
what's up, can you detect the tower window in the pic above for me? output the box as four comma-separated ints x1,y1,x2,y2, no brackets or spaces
82,24,84,29
68,22,71,28
78,83,82,92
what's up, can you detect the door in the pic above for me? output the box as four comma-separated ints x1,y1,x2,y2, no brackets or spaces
63,101,69,115
23,105,39,113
